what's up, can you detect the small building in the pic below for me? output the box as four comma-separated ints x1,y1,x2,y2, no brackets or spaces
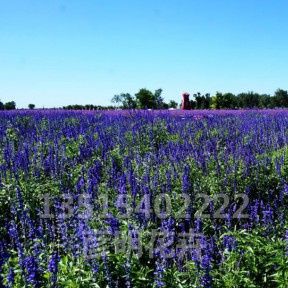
181,92,191,110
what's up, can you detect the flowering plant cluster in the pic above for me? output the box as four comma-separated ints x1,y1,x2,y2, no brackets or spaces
0,109,287,287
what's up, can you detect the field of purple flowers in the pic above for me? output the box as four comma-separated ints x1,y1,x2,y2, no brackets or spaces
0,110,287,287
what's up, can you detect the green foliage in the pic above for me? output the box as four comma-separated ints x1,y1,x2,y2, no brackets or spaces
135,88,158,109
168,100,178,109
192,92,211,109
4,101,16,110
273,88,288,108
213,229,288,287
111,88,177,110
0,100,4,110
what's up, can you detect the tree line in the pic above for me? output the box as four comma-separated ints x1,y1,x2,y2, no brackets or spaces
2,88,288,110
62,104,115,110
198,89,288,109
111,88,178,109
0,101,38,110
0,101,16,110
111,88,288,110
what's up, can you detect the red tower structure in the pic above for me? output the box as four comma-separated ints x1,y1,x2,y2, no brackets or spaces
181,92,191,110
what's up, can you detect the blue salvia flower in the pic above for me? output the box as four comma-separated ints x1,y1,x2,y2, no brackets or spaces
165,169,172,194
7,267,15,287
154,260,165,287
24,255,40,287
249,199,260,225
128,224,141,253
48,251,59,285
124,259,131,288
195,218,202,233
8,219,26,281
283,183,288,196
285,231,288,257
223,235,237,252
0,240,10,286
102,252,112,287
105,213,119,235
262,207,274,232
91,262,100,274
200,253,212,288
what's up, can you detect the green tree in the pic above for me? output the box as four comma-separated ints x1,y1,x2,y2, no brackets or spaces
121,93,136,109
111,94,123,107
193,92,202,109
204,93,211,109
190,99,196,109
237,92,260,108
28,104,35,109
135,88,156,109
259,94,271,108
154,89,164,108
84,104,94,110
0,101,4,110
222,93,236,109
193,92,211,109
168,100,178,109
4,101,16,110
112,93,136,109
213,92,224,109
273,89,288,108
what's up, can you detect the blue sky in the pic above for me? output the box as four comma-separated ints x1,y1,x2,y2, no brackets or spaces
0,0,288,108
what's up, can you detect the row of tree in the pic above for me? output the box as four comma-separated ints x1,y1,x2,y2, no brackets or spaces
0,101,16,110
111,88,288,110
2,88,288,111
62,104,115,110
193,89,288,109
111,89,178,109
0,101,37,110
